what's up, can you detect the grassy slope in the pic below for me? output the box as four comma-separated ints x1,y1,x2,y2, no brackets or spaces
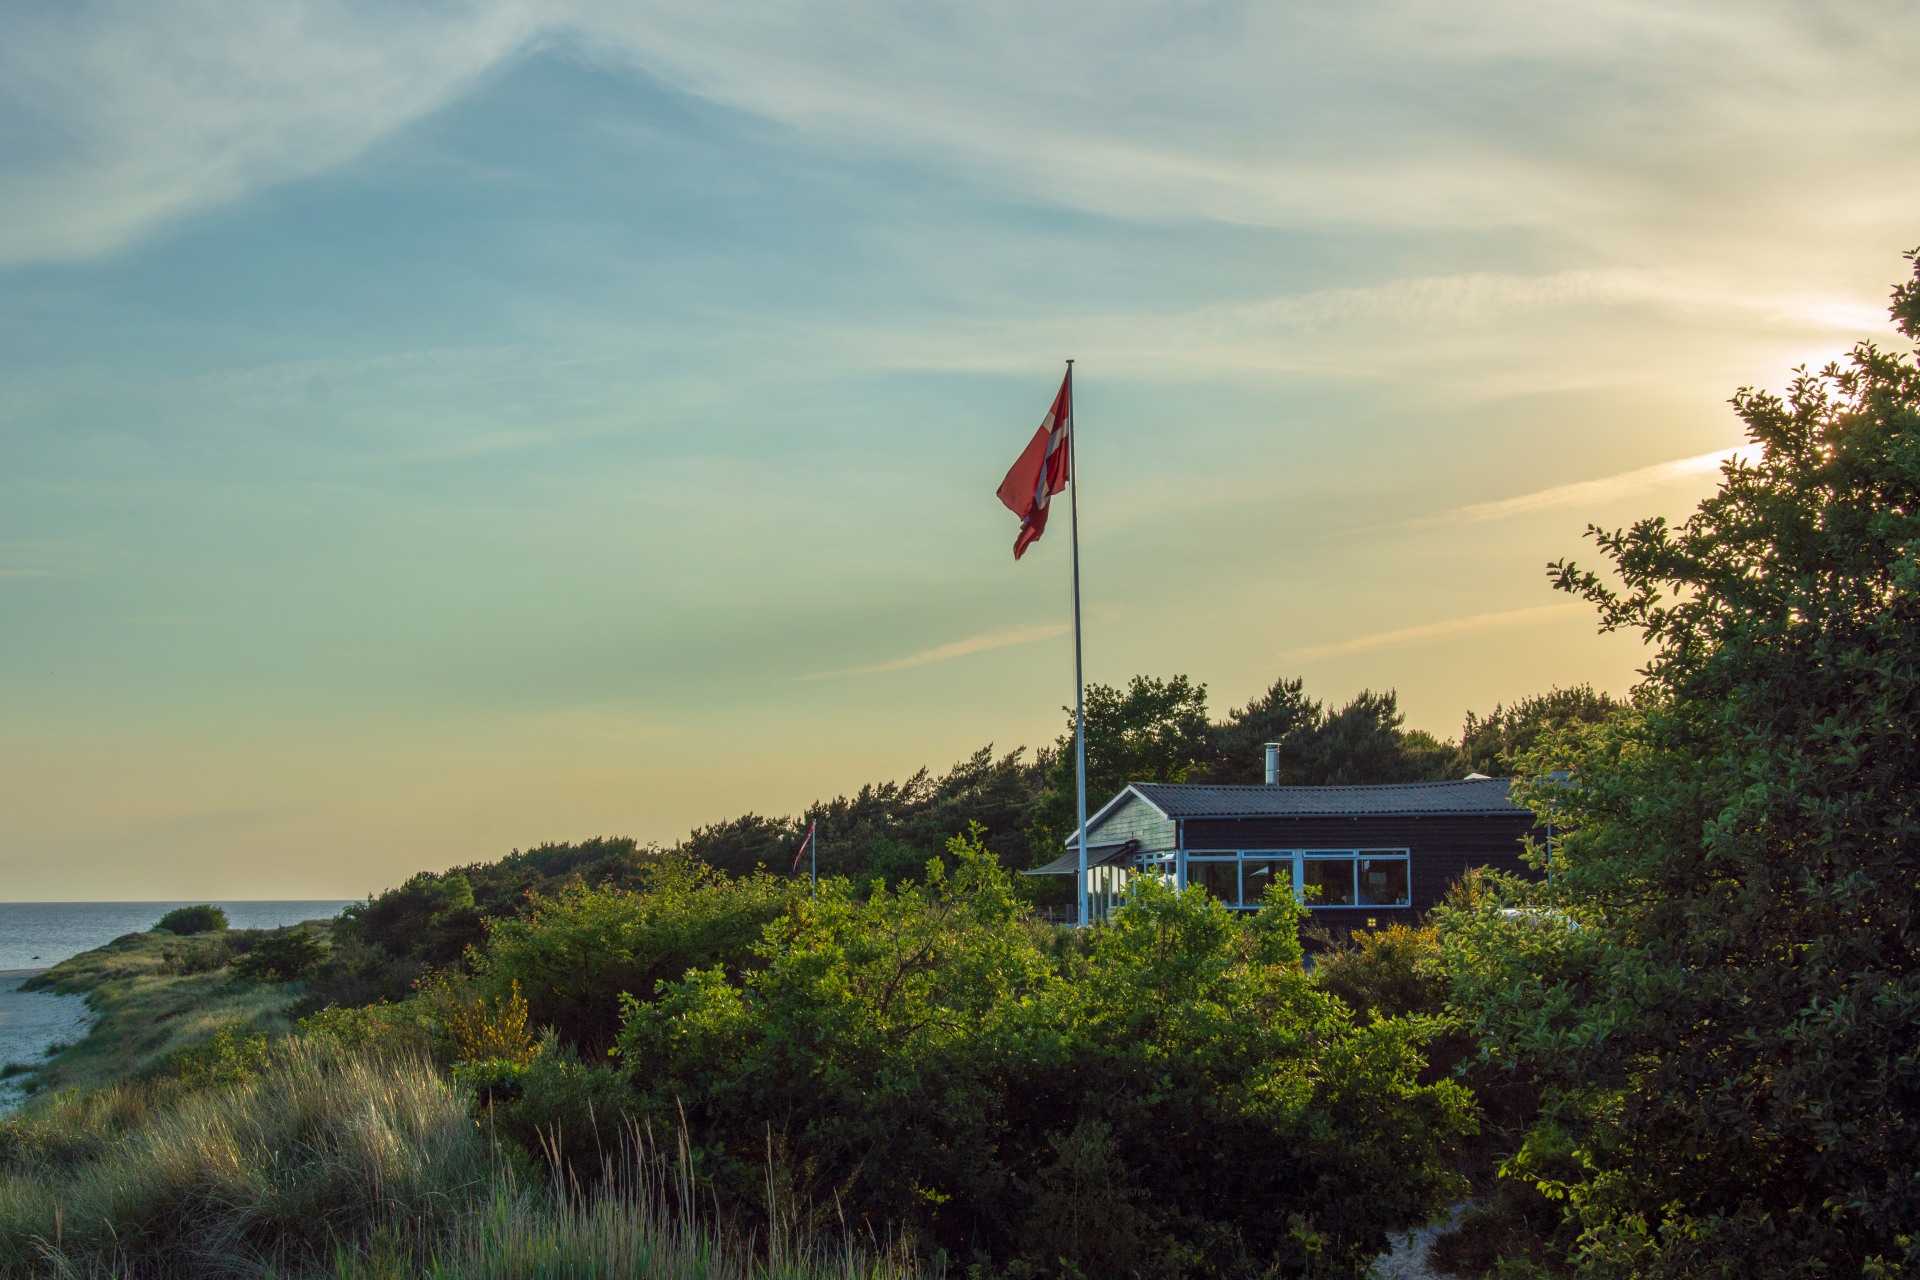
17,923,331,1096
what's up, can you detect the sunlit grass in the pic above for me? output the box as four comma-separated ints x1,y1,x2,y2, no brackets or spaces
0,1041,920,1280
18,925,328,1097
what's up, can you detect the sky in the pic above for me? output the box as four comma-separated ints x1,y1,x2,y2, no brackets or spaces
2,0,1917,900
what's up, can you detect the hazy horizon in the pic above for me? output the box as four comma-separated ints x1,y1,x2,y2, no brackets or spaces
3,1,1916,899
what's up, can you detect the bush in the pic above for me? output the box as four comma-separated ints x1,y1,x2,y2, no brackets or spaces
1311,923,1448,1020
425,976,541,1066
230,924,327,982
159,936,232,975
476,855,801,1055
153,904,226,935
484,1052,643,1177
618,832,1473,1277
298,999,436,1060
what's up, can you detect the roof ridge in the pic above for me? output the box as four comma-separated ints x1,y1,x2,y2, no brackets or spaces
1135,778,1507,790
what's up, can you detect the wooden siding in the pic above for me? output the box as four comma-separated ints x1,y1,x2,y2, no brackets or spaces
1181,812,1538,916
1087,792,1179,853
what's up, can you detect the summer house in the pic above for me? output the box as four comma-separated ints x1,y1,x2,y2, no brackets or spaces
1028,763,1537,926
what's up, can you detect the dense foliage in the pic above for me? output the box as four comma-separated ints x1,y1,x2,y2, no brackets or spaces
1456,685,1620,778
616,832,1473,1277
231,924,328,982
475,856,801,1055
153,904,227,935
1029,676,1462,849
1439,248,1920,1276
319,672,1482,999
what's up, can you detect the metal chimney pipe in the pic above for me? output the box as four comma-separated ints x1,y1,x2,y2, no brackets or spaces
1263,742,1280,786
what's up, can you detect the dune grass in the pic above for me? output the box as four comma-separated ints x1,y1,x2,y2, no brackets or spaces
0,1039,921,1280
0,1039,487,1277
17,924,328,1097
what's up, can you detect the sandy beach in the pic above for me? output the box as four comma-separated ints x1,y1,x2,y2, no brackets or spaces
0,969,90,1112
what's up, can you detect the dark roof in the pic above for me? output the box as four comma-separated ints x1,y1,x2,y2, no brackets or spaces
1024,839,1140,877
1125,778,1526,820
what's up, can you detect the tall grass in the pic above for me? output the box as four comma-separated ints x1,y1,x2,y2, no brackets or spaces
1,1040,488,1277
0,1042,920,1280
384,1132,924,1280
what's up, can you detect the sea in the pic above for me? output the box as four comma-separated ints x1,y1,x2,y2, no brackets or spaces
0,900,351,1110
0,900,352,972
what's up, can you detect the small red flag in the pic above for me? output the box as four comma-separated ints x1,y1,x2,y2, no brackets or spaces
996,371,1071,559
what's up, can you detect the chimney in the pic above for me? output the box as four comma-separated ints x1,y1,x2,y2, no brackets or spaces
1263,742,1280,786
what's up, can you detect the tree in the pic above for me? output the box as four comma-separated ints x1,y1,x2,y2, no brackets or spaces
1458,684,1622,777
1202,679,1461,785
1030,675,1215,850
1439,248,1920,1276
1207,676,1323,778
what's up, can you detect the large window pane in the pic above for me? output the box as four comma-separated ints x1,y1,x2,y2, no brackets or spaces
1357,858,1409,906
1301,857,1356,906
1240,858,1288,909
1189,859,1239,905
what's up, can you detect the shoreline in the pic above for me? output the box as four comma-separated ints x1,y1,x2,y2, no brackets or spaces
0,968,91,1112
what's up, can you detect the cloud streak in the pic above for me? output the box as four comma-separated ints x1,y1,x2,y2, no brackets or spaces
1441,445,1761,525
1337,445,1762,540
4,2,1918,265
1278,603,1591,665
794,622,1068,682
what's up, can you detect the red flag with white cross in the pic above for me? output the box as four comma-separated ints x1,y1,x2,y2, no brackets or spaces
995,371,1072,559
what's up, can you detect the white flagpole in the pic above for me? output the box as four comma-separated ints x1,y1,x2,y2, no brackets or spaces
1067,359,1089,928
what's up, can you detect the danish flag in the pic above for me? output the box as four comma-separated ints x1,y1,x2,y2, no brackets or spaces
995,371,1072,559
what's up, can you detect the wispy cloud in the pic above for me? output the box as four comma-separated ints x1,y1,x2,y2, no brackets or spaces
6,2,1919,264
1278,603,1590,664
1341,445,1762,539
1441,445,1761,525
794,622,1068,682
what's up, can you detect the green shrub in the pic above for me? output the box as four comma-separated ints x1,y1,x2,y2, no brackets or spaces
298,999,436,1060
153,904,227,935
231,924,327,982
477,855,800,1055
1311,922,1447,1020
618,831,1472,1277
164,1025,272,1088
159,936,232,975
484,1052,642,1176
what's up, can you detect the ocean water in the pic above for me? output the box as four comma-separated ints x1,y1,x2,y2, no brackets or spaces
0,901,354,972
0,901,353,1110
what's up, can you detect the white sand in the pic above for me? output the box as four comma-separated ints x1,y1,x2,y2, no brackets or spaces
0,969,91,1113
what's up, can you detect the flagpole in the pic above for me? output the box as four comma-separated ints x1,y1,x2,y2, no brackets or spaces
1067,359,1089,928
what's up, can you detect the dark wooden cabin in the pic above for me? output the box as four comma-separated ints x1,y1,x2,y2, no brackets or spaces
1028,777,1538,926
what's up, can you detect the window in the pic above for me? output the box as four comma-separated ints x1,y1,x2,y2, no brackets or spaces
1189,858,1239,905
1357,855,1410,906
1301,855,1357,906
1177,848,1411,910
1240,858,1288,909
